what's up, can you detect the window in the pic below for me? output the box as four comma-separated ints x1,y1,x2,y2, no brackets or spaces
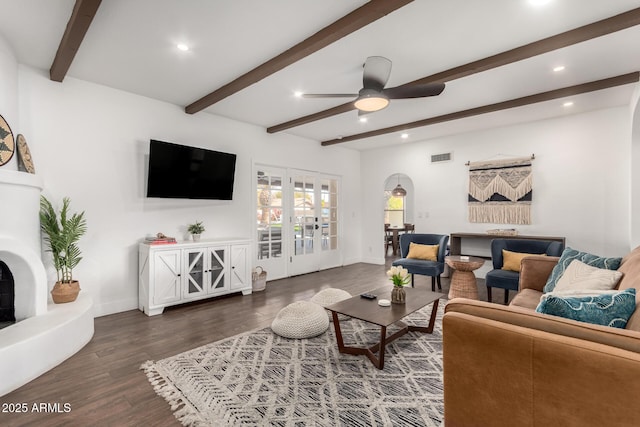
384,191,404,227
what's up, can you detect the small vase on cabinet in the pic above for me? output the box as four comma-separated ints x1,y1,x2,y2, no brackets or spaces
391,286,406,304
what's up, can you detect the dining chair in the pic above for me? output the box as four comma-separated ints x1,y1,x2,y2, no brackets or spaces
384,224,393,255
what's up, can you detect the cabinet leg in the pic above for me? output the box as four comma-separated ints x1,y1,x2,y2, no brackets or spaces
146,307,164,316
242,289,252,296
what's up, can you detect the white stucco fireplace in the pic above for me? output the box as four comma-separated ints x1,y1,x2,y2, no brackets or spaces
0,169,94,397
0,170,48,320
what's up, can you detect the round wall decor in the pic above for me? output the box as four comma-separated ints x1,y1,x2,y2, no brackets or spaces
16,134,35,174
0,114,15,166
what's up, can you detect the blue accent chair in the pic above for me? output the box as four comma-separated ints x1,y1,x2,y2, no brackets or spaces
485,239,564,304
392,233,449,291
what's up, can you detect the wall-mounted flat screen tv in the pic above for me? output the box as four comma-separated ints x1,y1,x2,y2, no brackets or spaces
146,139,236,200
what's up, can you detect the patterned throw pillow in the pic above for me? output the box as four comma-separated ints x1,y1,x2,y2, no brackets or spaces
543,247,622,293
407,243,438,261
552,260,623,293
536,288,636,329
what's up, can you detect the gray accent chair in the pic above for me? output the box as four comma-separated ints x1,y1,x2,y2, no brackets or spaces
392,233,449,291
485,238,564,304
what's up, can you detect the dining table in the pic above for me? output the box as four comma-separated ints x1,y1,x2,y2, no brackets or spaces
387,225,407,256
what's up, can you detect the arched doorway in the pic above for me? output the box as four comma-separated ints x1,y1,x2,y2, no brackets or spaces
383,174,415,256
384,173,414,226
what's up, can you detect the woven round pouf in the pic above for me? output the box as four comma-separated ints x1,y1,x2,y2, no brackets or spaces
271,301,329,339
310,288,352,321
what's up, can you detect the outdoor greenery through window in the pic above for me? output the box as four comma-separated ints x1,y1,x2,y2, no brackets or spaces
384,191,404,227
257,171,283,259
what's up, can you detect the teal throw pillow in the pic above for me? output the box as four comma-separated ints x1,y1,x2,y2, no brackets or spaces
544,247,622,293
535,288,636,329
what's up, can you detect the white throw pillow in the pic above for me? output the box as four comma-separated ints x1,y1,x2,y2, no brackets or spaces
552,260,623,294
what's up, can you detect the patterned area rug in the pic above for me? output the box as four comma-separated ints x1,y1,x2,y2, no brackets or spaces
141,303,444,426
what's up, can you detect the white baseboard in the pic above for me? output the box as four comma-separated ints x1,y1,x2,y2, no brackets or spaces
94,297,138,317
359,256,385,265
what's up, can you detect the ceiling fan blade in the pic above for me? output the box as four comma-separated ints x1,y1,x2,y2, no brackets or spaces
302,93,357,98
362,56,392,91
383,83,445,99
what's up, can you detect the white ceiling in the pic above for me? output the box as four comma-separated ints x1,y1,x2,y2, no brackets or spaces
1,0,640,150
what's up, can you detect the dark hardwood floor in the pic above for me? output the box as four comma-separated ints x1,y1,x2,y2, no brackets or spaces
0,258,495,427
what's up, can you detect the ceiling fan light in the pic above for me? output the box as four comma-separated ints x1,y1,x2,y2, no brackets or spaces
354,89,389,112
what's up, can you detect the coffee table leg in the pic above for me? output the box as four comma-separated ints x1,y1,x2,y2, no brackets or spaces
376,325,387,369
331,311,345,351
427,299,439,333
407,299,440,334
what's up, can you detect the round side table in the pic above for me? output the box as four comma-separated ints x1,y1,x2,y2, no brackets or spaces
445,256,485,300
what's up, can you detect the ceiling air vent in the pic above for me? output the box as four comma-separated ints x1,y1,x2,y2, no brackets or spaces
431,152,452,163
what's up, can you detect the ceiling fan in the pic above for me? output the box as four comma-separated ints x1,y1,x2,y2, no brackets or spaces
301,56,445,113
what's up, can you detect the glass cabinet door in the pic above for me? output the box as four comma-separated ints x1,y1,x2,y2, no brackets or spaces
208,247,228,293
184,249,206,299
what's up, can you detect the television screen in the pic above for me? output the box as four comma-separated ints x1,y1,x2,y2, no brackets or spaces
146,139,236,200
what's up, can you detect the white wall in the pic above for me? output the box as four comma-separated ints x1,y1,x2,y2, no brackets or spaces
361,107,632,265
630,84,640,249
17,66,361,317
0,35,18,170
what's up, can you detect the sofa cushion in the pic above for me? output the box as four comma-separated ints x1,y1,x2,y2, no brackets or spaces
536,288,636,329
502,250,544,272
407,242,438,261
552,260,623,294
616,246,640,331
544,247,623,293
509,288,543,310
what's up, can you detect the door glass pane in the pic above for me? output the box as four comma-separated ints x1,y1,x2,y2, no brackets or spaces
257,170,283,259
322,178,338,251
294,175,316,255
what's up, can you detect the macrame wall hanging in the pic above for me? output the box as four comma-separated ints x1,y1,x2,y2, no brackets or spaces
467,156,533,225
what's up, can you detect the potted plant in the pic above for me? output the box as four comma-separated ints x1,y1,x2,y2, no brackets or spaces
39,196,87,303
187,221,205,241
387,266,410,304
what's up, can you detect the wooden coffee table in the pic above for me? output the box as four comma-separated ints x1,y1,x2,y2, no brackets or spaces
326,286,444,369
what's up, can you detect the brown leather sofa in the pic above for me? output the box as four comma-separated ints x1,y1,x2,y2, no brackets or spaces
442,246,640,427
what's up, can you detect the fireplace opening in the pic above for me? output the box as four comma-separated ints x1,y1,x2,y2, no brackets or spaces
0,260,15,329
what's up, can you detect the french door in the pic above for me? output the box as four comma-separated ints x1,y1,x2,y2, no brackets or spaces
256,166,287,279
289,170,340,276
254,165,340,279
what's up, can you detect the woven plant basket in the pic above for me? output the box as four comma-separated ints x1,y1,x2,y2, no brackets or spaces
252,267,267,292
51,281,81,303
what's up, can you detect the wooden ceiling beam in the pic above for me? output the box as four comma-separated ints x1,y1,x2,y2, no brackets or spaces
50,0,102,82
320,72,640,146
185,0,413,115
268,7,640,134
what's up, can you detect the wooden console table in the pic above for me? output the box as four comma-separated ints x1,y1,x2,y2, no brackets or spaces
449,233,566,257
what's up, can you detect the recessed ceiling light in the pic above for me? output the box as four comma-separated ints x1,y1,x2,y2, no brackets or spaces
563,101,574,107
294,91,303,98
177,43,189,51
553,65,565,72
359,117,368,123
401,133,409,139
529,0,551,6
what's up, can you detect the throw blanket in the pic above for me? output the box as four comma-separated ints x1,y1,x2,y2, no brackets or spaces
468,156,532,224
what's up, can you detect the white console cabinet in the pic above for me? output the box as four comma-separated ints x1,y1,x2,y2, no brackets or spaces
139,238,251,316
